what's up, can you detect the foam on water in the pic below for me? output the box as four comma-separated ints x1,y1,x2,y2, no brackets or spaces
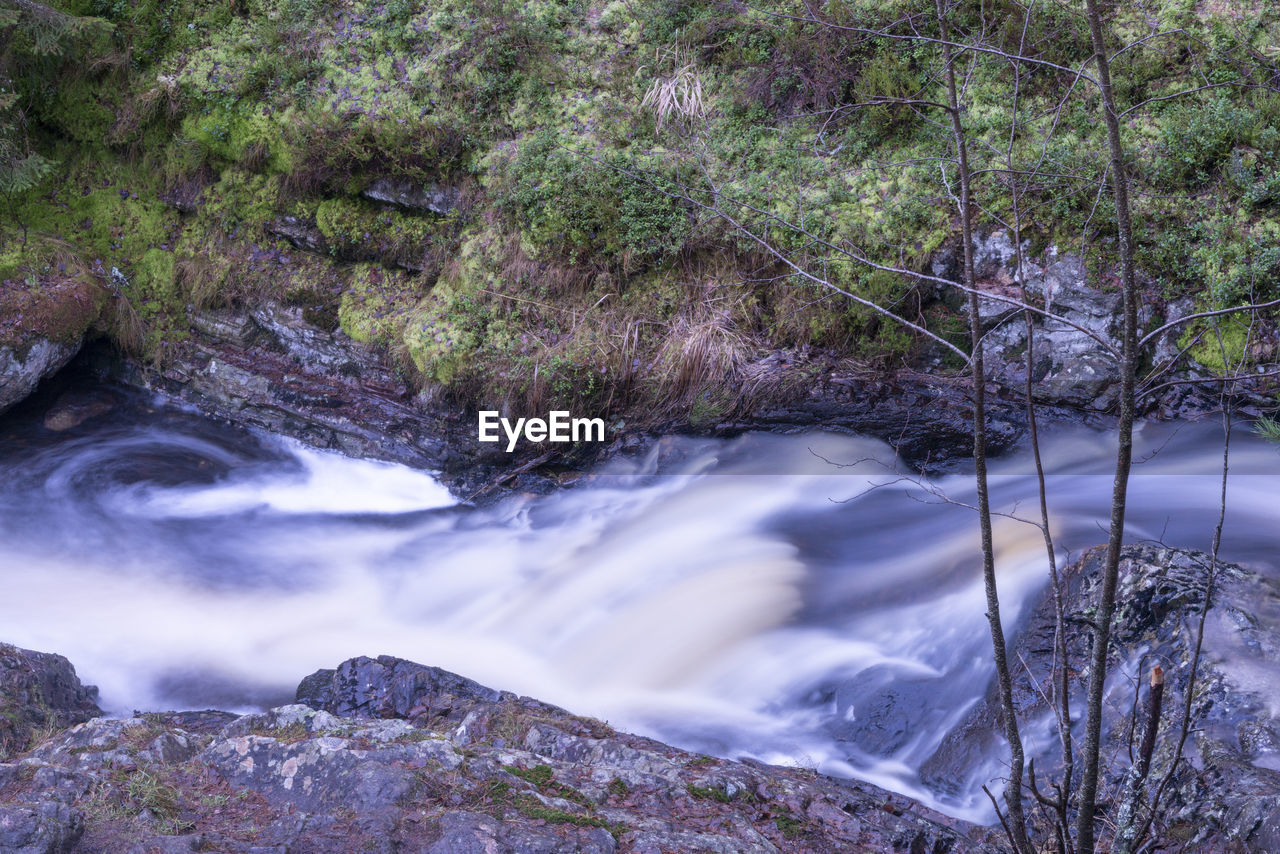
3,399,1279,823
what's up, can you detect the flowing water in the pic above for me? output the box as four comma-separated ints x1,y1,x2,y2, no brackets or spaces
3,382,1278,821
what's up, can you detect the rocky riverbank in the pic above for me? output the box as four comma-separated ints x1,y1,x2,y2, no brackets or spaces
6,229,1273,502
0,650,1004,854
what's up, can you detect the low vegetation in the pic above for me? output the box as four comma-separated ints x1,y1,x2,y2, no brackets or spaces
2,0,1278,422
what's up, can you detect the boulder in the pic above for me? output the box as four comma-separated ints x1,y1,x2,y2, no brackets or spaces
0,340,82,415
266,216,326,253
967,237,1127,411
0,644,101,760
296,655,510,720
0,646,1005,853
0,801,84,854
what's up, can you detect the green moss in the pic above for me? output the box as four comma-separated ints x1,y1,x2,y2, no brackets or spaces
502,129,692,267
6,0,1280,413
44,77,118,144
1180,317,1251,374
193,169,280,236
337,263,420,345
401,293,480,385
315,197,443,265
508,764,555,788
0,268,107,350
183,105,296,173
686,783,733,803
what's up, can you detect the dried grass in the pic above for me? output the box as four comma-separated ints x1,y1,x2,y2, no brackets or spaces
640,52,707,130
661,316,745,396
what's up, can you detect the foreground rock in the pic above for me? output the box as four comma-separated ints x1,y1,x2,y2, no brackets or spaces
0,645,101,760
0,276,106,416
0,653,1005,854
922,546,1280,851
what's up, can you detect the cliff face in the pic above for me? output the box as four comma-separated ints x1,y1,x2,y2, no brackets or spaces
0,651,1003,854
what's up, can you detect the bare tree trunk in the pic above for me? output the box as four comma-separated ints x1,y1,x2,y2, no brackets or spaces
933,1,1032,849
1075,1,1141,850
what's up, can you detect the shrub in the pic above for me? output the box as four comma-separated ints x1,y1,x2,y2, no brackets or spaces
504,130,692,268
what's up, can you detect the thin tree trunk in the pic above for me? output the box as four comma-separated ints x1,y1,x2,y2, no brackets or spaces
1076,1,1140,850
933,1,1032,850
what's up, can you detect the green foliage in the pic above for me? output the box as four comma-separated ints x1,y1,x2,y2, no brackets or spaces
505,130,691,266
1154,95,1257,187
1254,414,1280,444
0,151,52,200
854,48,923,137
4,0,1280,417
1180,316,1251,375
687,783,733,803
314,197,442,265
337,263,421,345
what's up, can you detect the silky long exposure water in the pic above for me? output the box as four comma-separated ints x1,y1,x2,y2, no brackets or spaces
3,384,1276,821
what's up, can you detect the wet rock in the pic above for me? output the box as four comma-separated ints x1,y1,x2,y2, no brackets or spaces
190,309,260,348
0,645,101,760
0,273,105,415
0,801,84,854
922,546,1280,851
250,302,363,372
116,305,498,494
736,368,1028,469
42,387,116,431
0,339,83,416
973,243,1126,410
362,178,459,215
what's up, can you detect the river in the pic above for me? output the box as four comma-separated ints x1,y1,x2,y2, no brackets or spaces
2,380,1276,822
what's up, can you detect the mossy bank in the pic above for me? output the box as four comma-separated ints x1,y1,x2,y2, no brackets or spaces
4,0,1280,442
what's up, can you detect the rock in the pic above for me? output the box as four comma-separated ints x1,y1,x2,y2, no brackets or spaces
0,273,105,415
189,309,260,348
117,306,498,494
41,387,116,431
423,810,616,854
736,367,1028,469
971,229,1024,281
0,339,83,416
362,178,459,216
922,546,1280,851
200,727,456,812
126,833,206,854
0,801,84,854
0,645,101,760
976,245,1127,410
24,717,154,773
266,216,326,253
296,656,510,720
0,643,1006,853
250,302,362,371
